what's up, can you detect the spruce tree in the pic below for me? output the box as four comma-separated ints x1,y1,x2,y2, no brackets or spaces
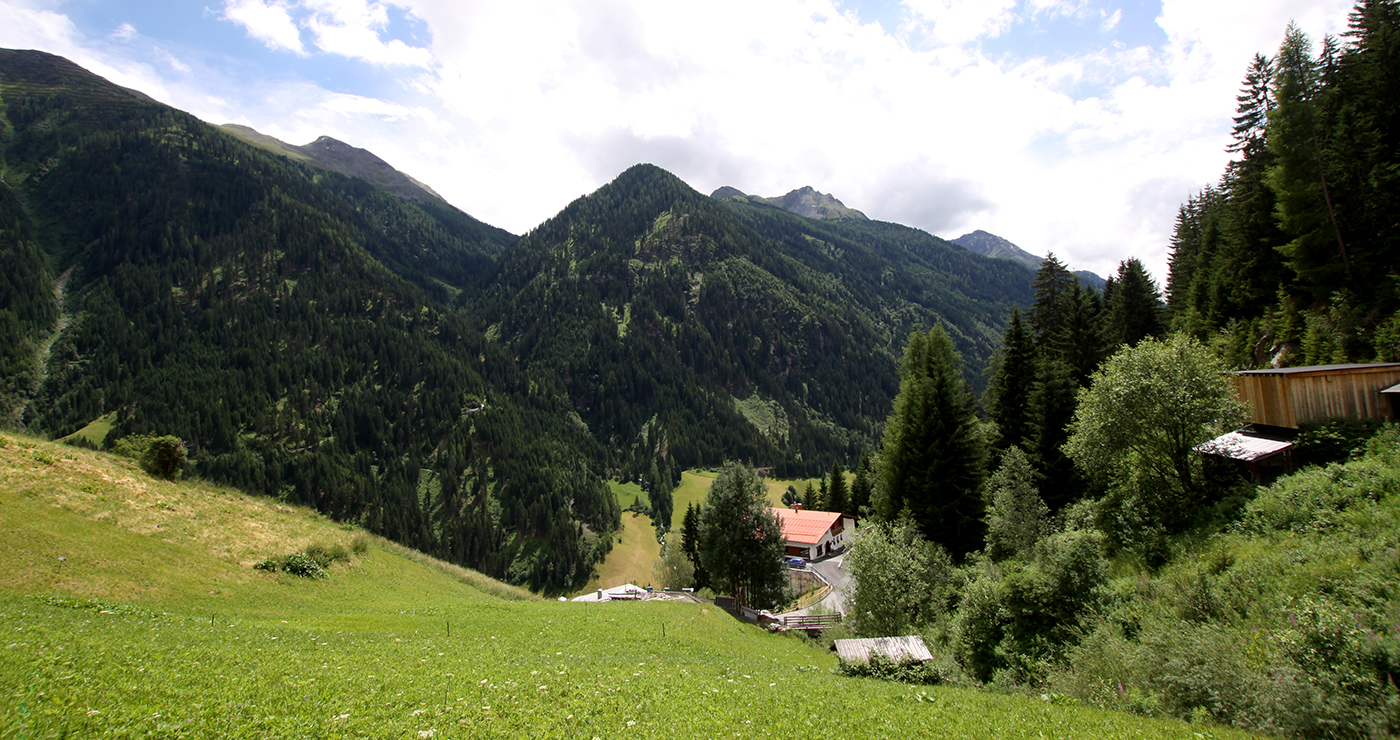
876,325,986,558
1268,23,1351,297
1104,258,1166,349
850,450,875,516
680,503,710,590
1053,283,1106,387
1028,357,1084,512
826,460,849,517
1029,253,1079,347
984,308,1037,450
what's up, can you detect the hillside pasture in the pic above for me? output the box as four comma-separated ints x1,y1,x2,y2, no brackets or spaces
0,435,1254,739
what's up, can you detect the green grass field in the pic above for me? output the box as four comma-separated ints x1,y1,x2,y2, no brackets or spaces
0,434,1255,739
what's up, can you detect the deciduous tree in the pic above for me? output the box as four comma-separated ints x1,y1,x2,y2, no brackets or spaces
698,462,786,609
1064,334,1247,509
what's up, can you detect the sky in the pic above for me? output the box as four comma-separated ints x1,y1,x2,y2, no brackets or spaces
0,0,1359,283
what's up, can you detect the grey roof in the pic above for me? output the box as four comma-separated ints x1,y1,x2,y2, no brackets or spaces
1235,363,1400,375
833,636,933,665
1195,431,1293,462
1383,382,1400,394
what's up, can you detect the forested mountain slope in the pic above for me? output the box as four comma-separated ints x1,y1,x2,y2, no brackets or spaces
0,48,614,592
1,48,1040,590
473,165,1034,485
219,124,468,215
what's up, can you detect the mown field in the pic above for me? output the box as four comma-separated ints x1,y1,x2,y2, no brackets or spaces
0,433,1255,739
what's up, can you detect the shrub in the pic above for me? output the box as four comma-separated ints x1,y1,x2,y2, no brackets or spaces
350,533,371,555
949,564,1007,682
836,653,944,685
277,553,327,579
303,542,349,569
1294,418,1384,467
112,434,187,479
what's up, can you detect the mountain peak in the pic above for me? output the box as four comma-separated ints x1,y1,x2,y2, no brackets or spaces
218,124,445,205
710,185,867,221
952,231,1105,290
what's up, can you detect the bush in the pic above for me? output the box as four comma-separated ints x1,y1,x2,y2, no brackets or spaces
1294,418,1384,467
836,653,945,685
255,542,356,579
350,533,371,555
278,553,327,579
112,434,187,479
303,542,349,568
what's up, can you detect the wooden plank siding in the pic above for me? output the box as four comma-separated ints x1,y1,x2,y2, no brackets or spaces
1233,364,1400,428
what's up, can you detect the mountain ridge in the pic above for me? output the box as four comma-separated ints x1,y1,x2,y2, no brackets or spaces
711,185,869,220
953,229,1106,291
219,124,448,206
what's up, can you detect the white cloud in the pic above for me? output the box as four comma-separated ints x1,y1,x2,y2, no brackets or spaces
222,0,306,54
302,0,433,67
901,0,1018,43
111,22,138,41
1,0,1366,286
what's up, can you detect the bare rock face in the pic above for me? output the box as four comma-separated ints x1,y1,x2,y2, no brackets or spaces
711,185,868,221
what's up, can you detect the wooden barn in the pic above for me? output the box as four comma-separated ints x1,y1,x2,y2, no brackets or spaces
1199,362,1400,483
833,636,933,666
1232,363,1400,429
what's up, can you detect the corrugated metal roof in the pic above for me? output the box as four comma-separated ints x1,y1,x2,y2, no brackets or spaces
1195,431,1293,461
834,636,933,665
769,507,843,545
1236,362,1400,376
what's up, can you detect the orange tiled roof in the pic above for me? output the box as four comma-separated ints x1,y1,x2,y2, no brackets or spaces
768,507,842,545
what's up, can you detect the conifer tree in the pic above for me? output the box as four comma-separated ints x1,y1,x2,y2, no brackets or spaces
1028,357,1084,512
826,460,849,516
680,503,710,590
1104,258,1166,349
1051,284,1106,387
1029,253,1078,346
850,450,875,515
876,325,986,558
1268,23,1351,297
984,308,1037,450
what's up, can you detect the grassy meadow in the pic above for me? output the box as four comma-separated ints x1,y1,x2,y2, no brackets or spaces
1,433,1255,739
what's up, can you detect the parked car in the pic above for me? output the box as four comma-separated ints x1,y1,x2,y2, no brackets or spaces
784,557,806,569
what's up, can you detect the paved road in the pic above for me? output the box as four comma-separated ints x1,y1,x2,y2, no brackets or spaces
784,552,851,617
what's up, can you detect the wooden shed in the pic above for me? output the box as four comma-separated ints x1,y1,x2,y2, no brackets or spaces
1232,363,1400,429
833,636,933,665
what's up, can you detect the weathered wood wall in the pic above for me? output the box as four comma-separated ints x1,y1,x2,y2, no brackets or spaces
1233,364,1400,428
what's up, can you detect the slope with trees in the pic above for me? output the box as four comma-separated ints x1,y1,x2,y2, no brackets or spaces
1168,4,1400,366
0,48,614,593
473,163,1035,482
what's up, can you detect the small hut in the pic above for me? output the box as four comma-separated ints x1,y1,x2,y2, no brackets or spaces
833,636,933,666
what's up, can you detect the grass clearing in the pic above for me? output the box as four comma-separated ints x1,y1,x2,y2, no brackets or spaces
56,411,117,447
607,479,647,511
579,510,661,594
1,434,1256,739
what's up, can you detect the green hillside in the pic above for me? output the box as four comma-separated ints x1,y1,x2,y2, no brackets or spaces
0,433,1251,739
474,164,1034,484
0,49,615,593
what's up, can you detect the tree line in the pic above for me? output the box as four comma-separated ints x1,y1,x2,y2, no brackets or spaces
1168,1,1400,366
